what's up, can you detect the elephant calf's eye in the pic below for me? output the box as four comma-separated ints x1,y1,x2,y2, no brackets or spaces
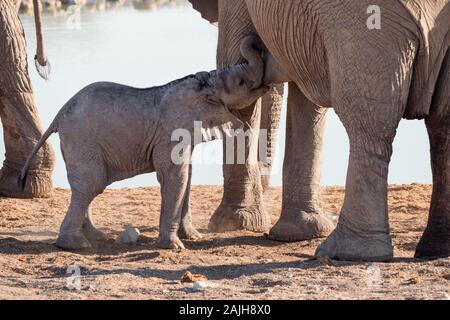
239,79,245,86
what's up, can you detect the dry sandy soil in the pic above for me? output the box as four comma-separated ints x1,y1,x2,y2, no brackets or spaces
0,184,448,300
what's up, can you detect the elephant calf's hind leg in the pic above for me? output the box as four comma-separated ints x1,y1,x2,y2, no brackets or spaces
56,192,94,251
82,206,109,243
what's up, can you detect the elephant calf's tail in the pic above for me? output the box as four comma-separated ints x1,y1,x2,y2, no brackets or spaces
19,121,58,191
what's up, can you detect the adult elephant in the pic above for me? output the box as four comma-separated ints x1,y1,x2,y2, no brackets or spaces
188,0,334,240
0,0,54,198
190,0,450,261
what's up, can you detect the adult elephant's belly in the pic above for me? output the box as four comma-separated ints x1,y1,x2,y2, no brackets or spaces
400,0,450,119
246,0,332,108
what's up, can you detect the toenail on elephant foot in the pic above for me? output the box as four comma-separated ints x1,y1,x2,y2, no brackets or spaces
415,233,450,259
56,232,92,251
208,203,271,233
157,234,185,250
178,225,203,240
268,210,335,242
315,223,393,262
0,166,53,199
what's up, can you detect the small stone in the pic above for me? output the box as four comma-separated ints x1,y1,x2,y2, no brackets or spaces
115,227,140,244
192,281,217,292
438,293,450,300
401,276,421,285
181,271,208,283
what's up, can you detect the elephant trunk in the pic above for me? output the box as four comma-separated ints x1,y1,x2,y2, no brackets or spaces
239,34,265,89
33,0,51,80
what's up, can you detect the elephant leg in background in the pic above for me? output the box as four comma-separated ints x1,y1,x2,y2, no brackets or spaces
178,164,202,241
415,56,450,258
0,1,54,198
315,41,416,261
0,93,54,198
209,101,268,232
259,84,284,192
268,83,334,242
208,0,270,233
415,113,450,258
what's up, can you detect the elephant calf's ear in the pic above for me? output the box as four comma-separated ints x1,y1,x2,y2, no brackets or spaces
188,0,219,24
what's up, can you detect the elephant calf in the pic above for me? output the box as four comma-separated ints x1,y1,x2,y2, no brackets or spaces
20,36,269,250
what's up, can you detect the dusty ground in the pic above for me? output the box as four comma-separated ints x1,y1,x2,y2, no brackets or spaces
0,184,448,300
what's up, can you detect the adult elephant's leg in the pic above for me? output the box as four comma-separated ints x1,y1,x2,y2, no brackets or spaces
209,101,269,232
259,84,284,192
415,115,450,259
315,44,416,261
269,83,334,241
208,0,270,232
0,2,54,198
316,117,397,261
0,94,54,198
415,109,450,258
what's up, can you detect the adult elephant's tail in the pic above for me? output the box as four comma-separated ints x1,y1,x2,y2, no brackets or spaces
32,0,51,80
19,117,58,191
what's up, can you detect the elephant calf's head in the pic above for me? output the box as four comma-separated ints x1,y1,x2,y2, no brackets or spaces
214,35,270,110
160,36,270,141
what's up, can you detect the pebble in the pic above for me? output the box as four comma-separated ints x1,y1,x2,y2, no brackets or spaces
193,281,218,292
181,271,208,283
115,227,140,244
438,293,450,300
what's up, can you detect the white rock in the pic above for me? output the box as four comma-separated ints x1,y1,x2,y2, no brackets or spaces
115,227,140,244
438,293,450,300
193,281,218,292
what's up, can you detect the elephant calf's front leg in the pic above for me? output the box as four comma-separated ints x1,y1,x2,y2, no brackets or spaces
156,164,190,250
177,164,202,240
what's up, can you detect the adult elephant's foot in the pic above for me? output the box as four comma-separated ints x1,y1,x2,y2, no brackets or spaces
157,234,185,249
268,209,335,241
415,232,450,259
56,232,92,251
315,222,393,262
0,166,53,198
178,223,203,240
208,203,271,233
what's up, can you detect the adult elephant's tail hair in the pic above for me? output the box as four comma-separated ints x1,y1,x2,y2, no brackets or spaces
33,0,51,80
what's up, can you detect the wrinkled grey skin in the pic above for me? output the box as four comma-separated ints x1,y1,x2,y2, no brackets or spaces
192,0,450,261
189,0,286,235
0,0,54,198
20,37,269,251
189,0,333,241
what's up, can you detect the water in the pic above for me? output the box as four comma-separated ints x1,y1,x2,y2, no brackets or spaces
6,1,431,188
